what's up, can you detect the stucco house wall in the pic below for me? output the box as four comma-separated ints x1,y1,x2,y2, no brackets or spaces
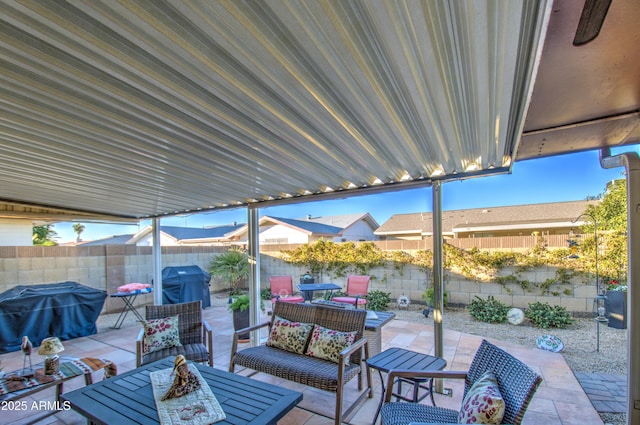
0,219,33,246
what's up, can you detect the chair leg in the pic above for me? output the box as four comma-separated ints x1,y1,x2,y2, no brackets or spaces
335,384,343,425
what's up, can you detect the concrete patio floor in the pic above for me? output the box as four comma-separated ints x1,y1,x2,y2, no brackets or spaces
0,303,602,425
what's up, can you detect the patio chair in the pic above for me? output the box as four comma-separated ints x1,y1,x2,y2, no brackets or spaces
332,274,370,308
380,339,542,425
136,300,213,367
269,275,305,304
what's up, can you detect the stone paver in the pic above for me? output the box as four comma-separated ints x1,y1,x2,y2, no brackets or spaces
575,372,627,413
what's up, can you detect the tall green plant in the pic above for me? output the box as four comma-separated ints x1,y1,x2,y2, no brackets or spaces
32,225,58,246
209,249,249,295
582,179,628,281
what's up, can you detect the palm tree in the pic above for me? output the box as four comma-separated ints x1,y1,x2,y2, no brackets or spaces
72,223,86,242
208,248,249,295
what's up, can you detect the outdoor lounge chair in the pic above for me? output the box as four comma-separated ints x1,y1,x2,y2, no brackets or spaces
332,274,370,308
136,300,213,367
380,339,542,425
269,275,305,304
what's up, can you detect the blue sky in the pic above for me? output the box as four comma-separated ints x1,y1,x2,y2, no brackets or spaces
54,147,637,243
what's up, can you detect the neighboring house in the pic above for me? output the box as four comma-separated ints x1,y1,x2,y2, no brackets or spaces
127,224,245,246
0,218,33,246
78,234,136,246
375,200,598,240
228,213,379,245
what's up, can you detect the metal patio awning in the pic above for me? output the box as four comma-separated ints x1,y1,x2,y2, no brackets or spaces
0,1,538,220
1,1,637,222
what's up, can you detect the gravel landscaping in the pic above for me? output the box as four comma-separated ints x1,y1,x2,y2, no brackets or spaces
391,303,628,425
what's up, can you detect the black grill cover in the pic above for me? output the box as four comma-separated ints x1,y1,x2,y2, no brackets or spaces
0,282,107,353
161,265,211,307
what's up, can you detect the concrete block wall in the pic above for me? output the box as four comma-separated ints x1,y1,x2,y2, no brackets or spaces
0,245,598,314
0,245,227,314
258,252,597,313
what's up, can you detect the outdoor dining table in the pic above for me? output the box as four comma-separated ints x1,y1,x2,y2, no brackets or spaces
60,358,302,425
297,282,341,302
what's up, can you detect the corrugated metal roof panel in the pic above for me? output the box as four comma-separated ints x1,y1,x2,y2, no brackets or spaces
0,0,550,220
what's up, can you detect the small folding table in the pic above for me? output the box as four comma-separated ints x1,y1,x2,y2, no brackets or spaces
109,287,152,329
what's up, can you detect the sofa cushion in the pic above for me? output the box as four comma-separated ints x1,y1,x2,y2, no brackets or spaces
232,345,361,392
266,316,314,354
142,315,182,354
305,324,357,364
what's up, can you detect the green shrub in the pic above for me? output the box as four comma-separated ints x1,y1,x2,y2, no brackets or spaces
260,287,272,300
525,301,573,329
468,296,509,323
365,290,391,311
423,287,448,307
228,294,264,312
228,294,250,312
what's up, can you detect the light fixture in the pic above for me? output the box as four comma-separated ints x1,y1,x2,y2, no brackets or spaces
594,294,608,323
38,337,65,375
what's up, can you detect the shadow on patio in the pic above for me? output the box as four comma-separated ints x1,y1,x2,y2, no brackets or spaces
0,302,601,425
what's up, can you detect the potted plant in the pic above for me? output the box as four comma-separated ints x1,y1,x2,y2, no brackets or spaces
229,294,265,341
604,278,628,329
209,248,249,296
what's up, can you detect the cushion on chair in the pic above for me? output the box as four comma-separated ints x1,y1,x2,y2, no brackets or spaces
331,296,367,305
141,315,182,354
142,343,210,365
458,371,505,424
266,316,314,354
305,324,357,363
271,295,305,304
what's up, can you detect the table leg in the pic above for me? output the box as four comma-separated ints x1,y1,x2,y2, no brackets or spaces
111,294,140,329
372,369,386,424
302,291,313,302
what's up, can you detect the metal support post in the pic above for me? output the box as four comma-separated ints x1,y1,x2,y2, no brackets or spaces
600,148,640,424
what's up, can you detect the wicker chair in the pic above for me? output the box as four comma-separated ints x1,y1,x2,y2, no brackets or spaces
136,300,213,367
380,339,542,425
229,302,372,425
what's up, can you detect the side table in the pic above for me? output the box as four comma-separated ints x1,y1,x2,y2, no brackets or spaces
0,356,105,424
364,311,396,356
367,347,446,423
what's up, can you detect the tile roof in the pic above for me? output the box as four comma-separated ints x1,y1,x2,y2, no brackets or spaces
375,200,598,235
268,217,343,235
78,234,134,245
160,224,244,240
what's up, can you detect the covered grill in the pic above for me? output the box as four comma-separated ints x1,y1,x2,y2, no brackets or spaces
161,266,211,308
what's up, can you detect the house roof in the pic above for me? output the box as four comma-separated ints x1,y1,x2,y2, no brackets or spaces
227,213,377,238
160,225,244,241
267,217,343,236
0,1,637,223
78,234,135,246
375,200,598,236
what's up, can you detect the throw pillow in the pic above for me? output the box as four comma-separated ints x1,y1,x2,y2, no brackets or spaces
305,324,357,364
458,371,505,424
266,316,314,354
142,315,182,354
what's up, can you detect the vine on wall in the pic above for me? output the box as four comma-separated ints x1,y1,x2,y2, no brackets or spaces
281,237,610,295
